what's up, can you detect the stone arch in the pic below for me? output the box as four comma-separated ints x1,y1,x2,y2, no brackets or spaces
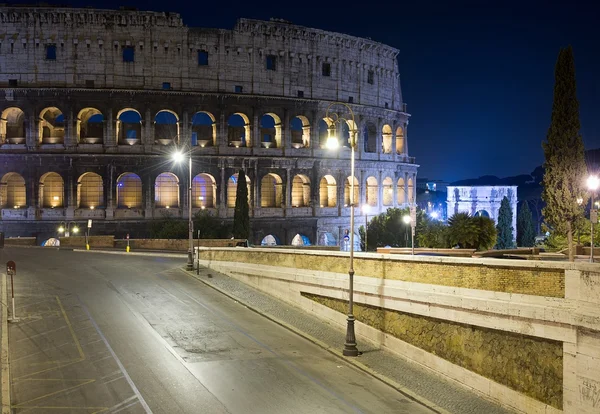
291,233,311,246
39,172,64,208
382,124,392,154
77,172,104,209
396,126,405,154
291,174,311,207
154,110,179,146
397,178,406,204
39,107,65,144
0,172,26,208
227,113,251,147
260,173,283,208
192,111,216,147
260,113,282,148
193,173,216,208
319,175,337,207
344,176,359,206
363,121,377,153
0,107,25,144
408,177,415,203
318,118,333,148
291,115,310,148
366,176,378,206
227,173,251,208
116,108,142,145
155,172,180,208
261,234,281,246
382,177,394,206
77,108,104,144
116,172,142,208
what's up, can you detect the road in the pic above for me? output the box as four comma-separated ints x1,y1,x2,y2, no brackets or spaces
3,247,434,414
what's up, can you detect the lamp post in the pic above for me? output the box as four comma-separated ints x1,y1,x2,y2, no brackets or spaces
577,197,583,245
403,215,411,251
325,101,359,357
587,175,599,263
58,221,79,237
173,150,194,270
361,204,370,252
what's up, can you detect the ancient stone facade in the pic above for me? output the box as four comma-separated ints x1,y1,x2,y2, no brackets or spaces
0,6,417,244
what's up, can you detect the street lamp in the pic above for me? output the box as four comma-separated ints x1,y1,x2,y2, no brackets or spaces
361,204,371,252
402,215,412,253
325,101,359,357
587,175,599,263
172,149,194,270
57,221,79,237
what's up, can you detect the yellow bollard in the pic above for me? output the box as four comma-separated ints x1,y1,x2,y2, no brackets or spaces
126,245,130,253
86,244,90,250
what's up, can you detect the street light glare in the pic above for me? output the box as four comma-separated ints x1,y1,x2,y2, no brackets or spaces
362,204,371,214
403,215,411,224
587,175,600,191
431,211,439,219
172,151,184,163
325,136,339,150
72,227,79,234
58,226,65,233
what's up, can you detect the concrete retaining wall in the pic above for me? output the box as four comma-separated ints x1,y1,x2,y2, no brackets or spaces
59,235,115,248
4,237,36,246
197,247,600,414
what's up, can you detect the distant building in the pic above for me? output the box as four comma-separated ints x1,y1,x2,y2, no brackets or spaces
446,186,518,241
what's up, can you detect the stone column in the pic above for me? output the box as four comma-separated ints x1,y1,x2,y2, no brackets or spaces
404,121,409,156
282,108,290,152
218,111,226,148
105,163,114,219
26,168,37,219
285,168,291,213
143,109,153,148
310,110,318,149
254,163,260,211
144,173,153,218
25,114,38,149
376,119,383,160
106,110,116,147
253,111,260,149
404,172,409,206
219,166,226,217
378,170,383,212
65,168,75,219
181,111,190,147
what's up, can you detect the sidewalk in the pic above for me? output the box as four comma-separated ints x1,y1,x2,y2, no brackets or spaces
186,266,511,414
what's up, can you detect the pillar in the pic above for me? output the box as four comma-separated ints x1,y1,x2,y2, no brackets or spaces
25,113,38,149
143,109,153,148
105,110,115,147
253,111,260,149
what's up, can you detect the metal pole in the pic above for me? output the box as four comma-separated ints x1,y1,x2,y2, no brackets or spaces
591,192,595,263
364,213,368,252
343,129,359,357
10,270,16,321
411,227,415,255
196,229,200,275
187,154,194,270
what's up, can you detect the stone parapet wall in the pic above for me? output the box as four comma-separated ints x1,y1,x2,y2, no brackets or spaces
4,237,36,246
115,238,248,251
197,247,600,414
59,235,114,247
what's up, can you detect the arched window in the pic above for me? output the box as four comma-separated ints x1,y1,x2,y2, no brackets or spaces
192,173,216,208
382,124,392,154
227,173,251,208
39,172,64,208
396,126,405,154
291,175,311,207
78,173,103,208
0,107,25,144
117,109,142,145
397,178,406,204
383,177,393,206
318,119,330,148
363,122,377,153
260,113,282,148
408,177,415,203
155,173,179,208
227,113,250,147
319,175,337,207
192,112,216,147
260,173,283,207
78,108,104,144
366,176,378,206
39,107,65,144
155,110,179,145
0,173,26,208
116,173,142,208
344,176,359,207
291,116,310,148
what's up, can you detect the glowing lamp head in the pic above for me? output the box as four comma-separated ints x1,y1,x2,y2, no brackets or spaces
90,206,95,210
58,226,65,233
72,226,79,234
172,151,184,163
402,215,411,224
325,123,339,149
431,211,439,219
577,198,583,205
53,196,59,201
362,204,371,215
588,175,600,191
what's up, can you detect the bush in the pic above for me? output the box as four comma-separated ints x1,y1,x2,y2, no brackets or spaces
447,212,497,250
417,221,448,248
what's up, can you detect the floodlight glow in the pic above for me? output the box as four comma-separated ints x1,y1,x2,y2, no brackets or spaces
172,151,184,163
362,204,371,215
72,226,79,234
587,175,600,191
402,215,411,224
430,211,439,219
58,226,65,233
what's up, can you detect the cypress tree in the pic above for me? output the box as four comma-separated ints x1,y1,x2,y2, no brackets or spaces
496,196,514,249
541,46,588,261
517,202,536,247
232,169,250,239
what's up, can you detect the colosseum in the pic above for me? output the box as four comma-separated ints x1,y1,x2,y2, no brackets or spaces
0,5,417,247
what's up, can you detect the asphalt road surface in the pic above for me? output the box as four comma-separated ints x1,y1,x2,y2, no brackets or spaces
4,247,435,414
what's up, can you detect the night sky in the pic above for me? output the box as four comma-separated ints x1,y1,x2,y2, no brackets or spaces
13,0,599,182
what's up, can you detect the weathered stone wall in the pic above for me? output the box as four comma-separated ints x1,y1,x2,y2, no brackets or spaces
4,237,36,246
58,235,114,247
114,238,248,251
302,292,563,409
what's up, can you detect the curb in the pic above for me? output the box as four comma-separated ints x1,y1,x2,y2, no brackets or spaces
72,249,187,259
1,273,10,414
182,268,451,414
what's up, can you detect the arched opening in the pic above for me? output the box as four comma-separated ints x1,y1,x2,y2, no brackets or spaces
117,109,142,145
0,173,26,208
291,175,311,207
340,120,351,148
154,110,179,146
475,210,490,218
363,122,377,153
383,177,393,206
397,178,406,204
291,116,310,148
191,112,216,147
1,107,25,144
39,107,65,144
396,126,405,154
319,175,337,207
408,177,415,203
366,176,378,206
261,234,280,246
39,172,64,208
291,234,311,246
260,173,283,207
227,173,251,208
77,172,104,208
155,172,179,208
116,172,142,208
344,176,359,207
318,118,331,148
260,113,282,148
382,124,392,154
77,108,104,144
227,113,250,147
192,173,216,208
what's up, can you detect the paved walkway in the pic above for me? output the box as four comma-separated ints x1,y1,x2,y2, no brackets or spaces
188,266,512,414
